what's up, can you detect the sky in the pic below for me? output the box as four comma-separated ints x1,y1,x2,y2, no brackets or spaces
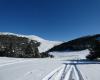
0,0,100,41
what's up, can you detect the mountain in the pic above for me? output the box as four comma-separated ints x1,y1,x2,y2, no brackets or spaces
0,32,62,53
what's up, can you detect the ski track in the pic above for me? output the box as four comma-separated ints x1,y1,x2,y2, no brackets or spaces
0,59,34,68
42,61,86,80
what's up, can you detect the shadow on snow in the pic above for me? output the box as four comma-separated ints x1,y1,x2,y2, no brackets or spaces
62,59,100,65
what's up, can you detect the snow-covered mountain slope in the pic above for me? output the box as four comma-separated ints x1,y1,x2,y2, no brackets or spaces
27,35,62,53
0,32,62,52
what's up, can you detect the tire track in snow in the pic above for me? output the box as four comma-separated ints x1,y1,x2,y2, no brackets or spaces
63,65,84,80
42,61,86,80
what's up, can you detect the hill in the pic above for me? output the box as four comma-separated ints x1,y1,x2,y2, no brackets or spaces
0,32,61,58
46,34,100,52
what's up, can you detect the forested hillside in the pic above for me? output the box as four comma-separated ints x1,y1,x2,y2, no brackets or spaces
46,34,100,52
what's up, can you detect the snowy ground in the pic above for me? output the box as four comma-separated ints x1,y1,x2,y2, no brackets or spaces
0,50,100,80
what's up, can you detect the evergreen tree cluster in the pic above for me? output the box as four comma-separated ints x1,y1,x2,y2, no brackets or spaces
0,35,41,58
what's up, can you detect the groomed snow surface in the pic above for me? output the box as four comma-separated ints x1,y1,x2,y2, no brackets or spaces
0,50,100,80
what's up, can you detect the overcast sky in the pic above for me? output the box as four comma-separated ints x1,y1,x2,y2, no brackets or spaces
0,0,100,41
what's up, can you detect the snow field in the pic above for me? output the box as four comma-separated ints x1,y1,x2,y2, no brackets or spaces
0,50,100,80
